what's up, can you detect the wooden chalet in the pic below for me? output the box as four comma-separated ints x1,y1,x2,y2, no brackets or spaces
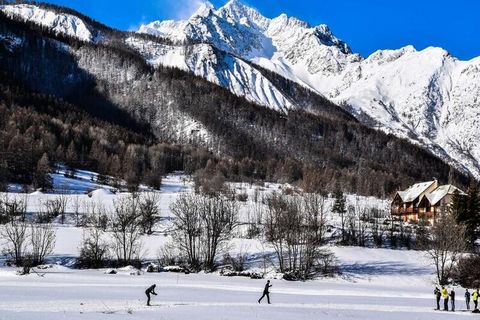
390,180,466,224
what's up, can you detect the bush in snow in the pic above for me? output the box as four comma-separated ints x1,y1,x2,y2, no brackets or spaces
453,254,480,288
77,227,110,269
0,195,27,224
37,196,68,224
222,251,249,272
156,242,186,268
236,193,248,202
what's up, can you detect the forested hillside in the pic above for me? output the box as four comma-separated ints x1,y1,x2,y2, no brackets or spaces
0,7,470,197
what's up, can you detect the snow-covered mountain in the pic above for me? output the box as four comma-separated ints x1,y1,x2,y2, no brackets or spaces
1,4,95,41
136,0,480,178
1,2,479,179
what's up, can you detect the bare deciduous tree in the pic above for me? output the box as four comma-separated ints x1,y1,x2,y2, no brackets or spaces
78,227,110,268
264,192,334,280
426,213,466,285
0,220,28,265
170,193,203,270
110,195,143,265
170,193,238,271
139,192,161,235
30,224,56,265
200,195,238,271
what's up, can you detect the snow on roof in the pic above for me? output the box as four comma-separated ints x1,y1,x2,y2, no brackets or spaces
398,181,435,203
426,184,466,206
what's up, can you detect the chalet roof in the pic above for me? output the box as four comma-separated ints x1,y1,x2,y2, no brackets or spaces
426,184,466,206
397,180,436,203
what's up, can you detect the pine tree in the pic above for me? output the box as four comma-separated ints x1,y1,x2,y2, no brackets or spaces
332,190,347,244
451,190,467,222
0,157,8,191
33,153,52,191
454,181,480,249
465,181,480,248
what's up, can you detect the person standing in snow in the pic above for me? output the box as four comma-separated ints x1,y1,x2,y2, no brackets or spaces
441,286,449,311
145,284,157,306
465,289,471,310
450,288,455,311
258,280,272,304
434,287,441,310
473,288,479,310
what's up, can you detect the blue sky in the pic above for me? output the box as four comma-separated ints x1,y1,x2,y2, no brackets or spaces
41,0,480,60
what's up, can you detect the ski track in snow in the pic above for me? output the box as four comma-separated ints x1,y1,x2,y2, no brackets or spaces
0,271,474,320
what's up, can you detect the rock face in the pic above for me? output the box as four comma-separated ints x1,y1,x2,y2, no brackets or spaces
1,1,479,178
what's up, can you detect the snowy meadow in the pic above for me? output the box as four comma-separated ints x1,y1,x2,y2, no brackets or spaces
0,171,475,319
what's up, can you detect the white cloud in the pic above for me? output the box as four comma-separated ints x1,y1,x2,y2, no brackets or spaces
128,15,147,31
162,0,213,20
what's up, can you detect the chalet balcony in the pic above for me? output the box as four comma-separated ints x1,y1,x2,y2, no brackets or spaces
391,207,417,215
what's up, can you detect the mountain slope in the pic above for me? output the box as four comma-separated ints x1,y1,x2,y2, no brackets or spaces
135,0,480,178
0,2,470,197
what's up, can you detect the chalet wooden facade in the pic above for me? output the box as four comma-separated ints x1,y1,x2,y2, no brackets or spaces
390,180,466,224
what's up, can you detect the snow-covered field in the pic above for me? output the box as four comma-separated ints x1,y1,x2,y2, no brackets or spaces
0,171,475,319
0,248,472,320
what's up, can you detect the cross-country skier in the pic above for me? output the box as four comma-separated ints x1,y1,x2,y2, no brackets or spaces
258,280,272,304
450,288,455,312
473,288,479,310
465,289,471,310
441,286,449,311
145,284,157,306
434,287,441,310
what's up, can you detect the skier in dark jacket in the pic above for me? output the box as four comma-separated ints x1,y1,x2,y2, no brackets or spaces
258,280,272,304
450,288,455,312
465,289,471,310
434,287,441,310
145,284,157,306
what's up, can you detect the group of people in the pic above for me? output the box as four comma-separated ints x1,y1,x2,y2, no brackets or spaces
145,280,273,306
434,286,479,312
148,282,480,311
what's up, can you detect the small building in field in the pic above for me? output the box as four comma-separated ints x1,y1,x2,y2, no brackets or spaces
390,180,466,224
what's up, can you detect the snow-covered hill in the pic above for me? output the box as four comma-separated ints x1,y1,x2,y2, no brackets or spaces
1,1,479,179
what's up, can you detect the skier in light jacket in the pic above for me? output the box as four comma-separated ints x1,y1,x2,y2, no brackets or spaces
441,286,449,311
473,289,479,310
